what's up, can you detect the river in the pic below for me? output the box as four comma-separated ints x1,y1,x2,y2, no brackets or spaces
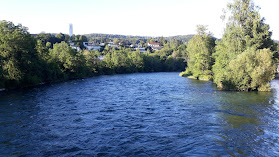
1,72,279,156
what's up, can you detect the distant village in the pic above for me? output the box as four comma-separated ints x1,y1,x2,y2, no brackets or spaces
70,41,163,52
30,24,192,63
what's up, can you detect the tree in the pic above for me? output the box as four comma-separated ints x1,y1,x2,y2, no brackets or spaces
159,37,167,46
49,41,88,79
55,33,65,42
36,33,54,45
212,0,276,91
79,35,88,42
113,38,120,45
36,40,49,60
170,39,181,48
84,50,102,74
181,25,215,80
128,51,144,72
148,38,155,43
226,48,275,91
0,20,43,88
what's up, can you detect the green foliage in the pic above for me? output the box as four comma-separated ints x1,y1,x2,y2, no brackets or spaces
223,48,275,91
181,25,215,80
0,20,43,89
49,42,88,79
36,33,69,48
198,74,213,81
0,20,187,90
212,0,276,91
179,69,192,77
84,33,195,45
128,51,144,72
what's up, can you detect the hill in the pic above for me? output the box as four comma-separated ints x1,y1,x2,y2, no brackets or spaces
84,33,195,43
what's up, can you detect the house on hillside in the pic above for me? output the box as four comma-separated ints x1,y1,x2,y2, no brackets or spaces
147,42,162,51
83,42,101,51
147,42,160,47
152,46,163,51
69,42,81,51
135,48,146,52
130,44,143,48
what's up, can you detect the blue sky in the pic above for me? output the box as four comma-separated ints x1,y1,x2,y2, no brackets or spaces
1,0,279,39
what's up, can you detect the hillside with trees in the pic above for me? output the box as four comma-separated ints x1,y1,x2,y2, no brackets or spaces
84,33,195,45
0,21,187,90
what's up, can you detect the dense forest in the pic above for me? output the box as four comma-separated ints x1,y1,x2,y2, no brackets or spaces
180,0,278,91
0,21,187,90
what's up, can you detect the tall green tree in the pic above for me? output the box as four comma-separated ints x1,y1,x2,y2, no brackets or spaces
128,51,144,72
212,0,276,91
182,25,215,80
49,41,88,79
0,21,43,88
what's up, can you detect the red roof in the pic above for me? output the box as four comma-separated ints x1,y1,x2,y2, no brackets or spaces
148,42,160,45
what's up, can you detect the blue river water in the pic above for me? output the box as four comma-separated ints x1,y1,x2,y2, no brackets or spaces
1,72,279,156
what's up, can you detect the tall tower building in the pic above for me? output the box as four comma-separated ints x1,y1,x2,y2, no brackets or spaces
69,24,73,37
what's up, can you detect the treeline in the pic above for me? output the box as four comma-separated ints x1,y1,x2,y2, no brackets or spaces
89,49,186,74
165,35,195,43
84,33,194,45
180,0,278,91
36,33,88,49
0,21,186,90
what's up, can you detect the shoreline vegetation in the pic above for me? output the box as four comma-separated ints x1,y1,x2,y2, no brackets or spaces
180,0,278,92
1,0,278,92
179,71,212,81
0,21,187,91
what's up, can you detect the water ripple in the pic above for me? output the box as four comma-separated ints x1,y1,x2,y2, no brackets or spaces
1,72,279,156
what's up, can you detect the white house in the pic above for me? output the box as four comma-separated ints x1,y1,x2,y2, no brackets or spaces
130,44,142,48
135,48,146,52
152,46,163,51
147,42,160,47
147,42,163,51
83,42,101,51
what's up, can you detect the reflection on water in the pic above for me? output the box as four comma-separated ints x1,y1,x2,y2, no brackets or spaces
218,92,272,128
1,73,279,156
215,87,279,156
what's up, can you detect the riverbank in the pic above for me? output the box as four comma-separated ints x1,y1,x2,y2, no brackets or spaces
179,71,212,81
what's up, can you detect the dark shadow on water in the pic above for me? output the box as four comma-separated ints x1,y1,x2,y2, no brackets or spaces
214,89,279,156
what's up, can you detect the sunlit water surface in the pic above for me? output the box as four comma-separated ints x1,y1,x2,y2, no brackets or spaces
1,72,279,156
